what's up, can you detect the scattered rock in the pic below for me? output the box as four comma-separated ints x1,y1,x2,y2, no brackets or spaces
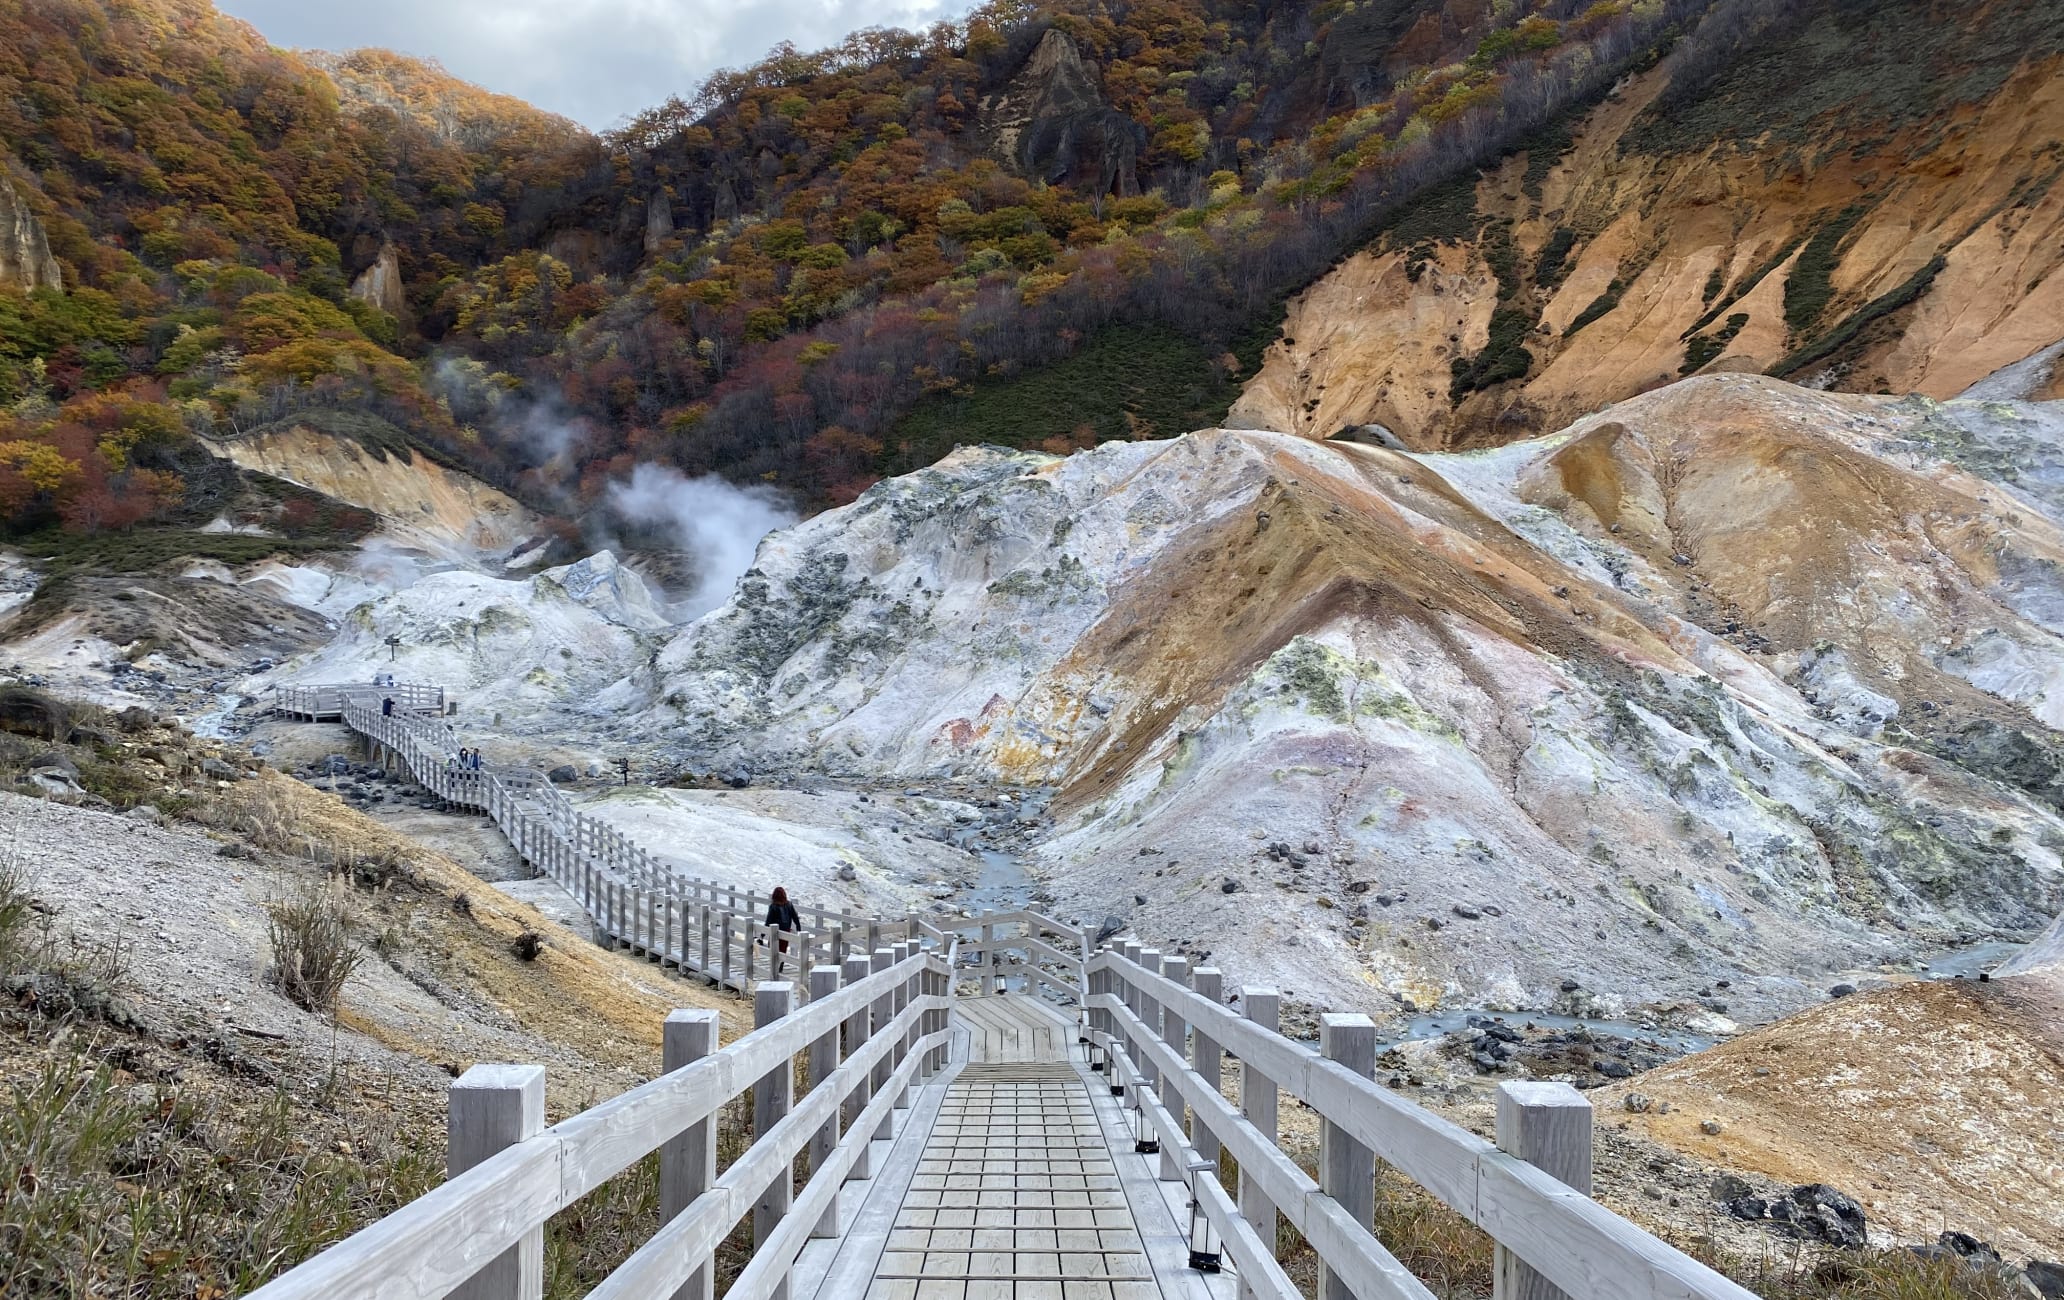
836,863,859,882
124,805,160,823
1829,983,1857,999
1700,1118,1724,1135
1560,978,1581,992
28,751,79,778
1624,1093,1653,1113
200,756,244,781
547,765,579,785
1096,913,1127,943
1451,904,1482,920
2025,1260,2064,1300
509,931,543,961
1220,879,1242,895
1767,1184,1868,1249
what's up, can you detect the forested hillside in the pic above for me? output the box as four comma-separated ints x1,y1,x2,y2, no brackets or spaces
7,0,2044,548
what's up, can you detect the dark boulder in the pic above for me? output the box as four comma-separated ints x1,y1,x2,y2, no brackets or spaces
1772,1184,1868,1249
547,765,579,784
0,687,68,740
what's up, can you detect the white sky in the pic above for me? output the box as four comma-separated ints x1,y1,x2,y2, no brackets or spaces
215,0,975,131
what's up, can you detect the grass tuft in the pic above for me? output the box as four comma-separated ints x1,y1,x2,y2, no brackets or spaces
266,879,363,1014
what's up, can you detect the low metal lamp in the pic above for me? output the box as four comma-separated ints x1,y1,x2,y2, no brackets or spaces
1128,1084,1158,1155
1184,1156,1222,1272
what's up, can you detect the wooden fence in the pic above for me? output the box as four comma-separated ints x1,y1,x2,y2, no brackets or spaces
271,684,1764,1300
1083,944,1761,1300
246,942,956,1300
316,696,919,992
276,681,447,720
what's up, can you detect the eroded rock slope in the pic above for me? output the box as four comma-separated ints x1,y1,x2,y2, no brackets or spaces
654,375,2064,1017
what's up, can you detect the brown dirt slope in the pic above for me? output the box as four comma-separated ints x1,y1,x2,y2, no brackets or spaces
1618,969,2064,1259
1233,2,2064,447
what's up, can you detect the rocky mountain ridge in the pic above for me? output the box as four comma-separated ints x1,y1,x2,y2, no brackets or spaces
1233,0,2064,447
627,374,2064,1016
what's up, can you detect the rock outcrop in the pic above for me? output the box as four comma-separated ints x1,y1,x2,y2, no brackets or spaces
643,188,676,254
203,421,535,555
1621,965,2064,1258
0,169,62,291
348,241,408,319
1232,9,2064,447
649,374,2064,1015
979,29,1140,195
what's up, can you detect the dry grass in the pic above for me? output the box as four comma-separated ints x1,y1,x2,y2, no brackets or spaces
0,1030,442,1299
266,878,364,1014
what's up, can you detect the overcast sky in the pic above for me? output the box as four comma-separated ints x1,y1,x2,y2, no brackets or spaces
215,0,974,131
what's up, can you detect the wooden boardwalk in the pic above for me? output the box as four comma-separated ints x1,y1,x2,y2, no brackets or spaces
958,995,1070,1066
808,995,1214,1300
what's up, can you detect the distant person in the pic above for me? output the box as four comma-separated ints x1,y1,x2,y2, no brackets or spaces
381,696,394,716
766,887,802,973
469,749,483,772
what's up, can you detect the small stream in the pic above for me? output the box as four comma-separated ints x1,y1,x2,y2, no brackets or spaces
1379,1009,1718,1055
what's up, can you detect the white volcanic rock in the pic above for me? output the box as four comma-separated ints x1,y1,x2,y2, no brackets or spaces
648,376,2064,1017
256,551,667,731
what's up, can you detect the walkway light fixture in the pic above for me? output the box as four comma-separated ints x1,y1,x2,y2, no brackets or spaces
1184,1156,1222,1272
1128,1084,1158,1155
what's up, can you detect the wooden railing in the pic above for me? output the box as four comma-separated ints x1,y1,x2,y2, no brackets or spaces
272,683,1758,1300
928,908,1089,1003
1082,943,1760,1300
276,681,447,719
247,941,956,1300
296,692,923,993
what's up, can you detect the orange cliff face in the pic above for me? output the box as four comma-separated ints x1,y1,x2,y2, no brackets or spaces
1231,8,2064,449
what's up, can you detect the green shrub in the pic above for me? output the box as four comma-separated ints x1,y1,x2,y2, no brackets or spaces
1784,205,1869,335
1564,278,1625,338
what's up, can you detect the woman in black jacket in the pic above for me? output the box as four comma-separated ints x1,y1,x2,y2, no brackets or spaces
765,887,801,974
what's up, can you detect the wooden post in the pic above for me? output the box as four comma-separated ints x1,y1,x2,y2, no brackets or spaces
1239,987,1280,1300
808,965,844,1238
841,953,876,1181
1158,955,1189,1180
698,905,712,975
1191,967,1223,1170
752,982,795,1300
1136,949,1162,1089
719,913,734,990
1320,1013,1378,1300
890,941,914,1109
1493,1082,1594,1300
1119,942,1143,1079
869,947,895,1140
661,1010,718,1300
447,1065,545,1300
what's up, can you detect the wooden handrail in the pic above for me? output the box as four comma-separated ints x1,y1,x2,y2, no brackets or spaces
1088,951,1760,1300
248,950,945,1300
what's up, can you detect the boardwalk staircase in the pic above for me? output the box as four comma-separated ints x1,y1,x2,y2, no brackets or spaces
258,682,1762,1300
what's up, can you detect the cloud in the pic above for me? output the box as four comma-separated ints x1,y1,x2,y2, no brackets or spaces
215,0,976,130
605,465,796,619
